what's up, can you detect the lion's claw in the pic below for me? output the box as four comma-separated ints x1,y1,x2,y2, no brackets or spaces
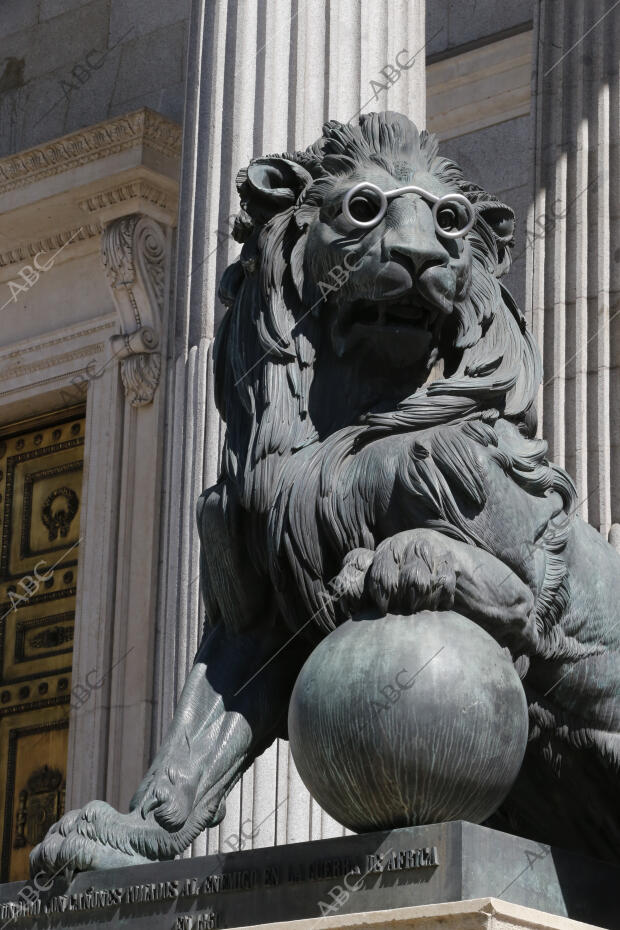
330,548,374,610
333,530,456,616
30,802,154,880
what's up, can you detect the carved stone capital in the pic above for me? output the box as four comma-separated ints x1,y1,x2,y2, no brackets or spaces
101,214,167,407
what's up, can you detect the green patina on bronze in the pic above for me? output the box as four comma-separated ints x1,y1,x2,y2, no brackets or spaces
31,112,620,877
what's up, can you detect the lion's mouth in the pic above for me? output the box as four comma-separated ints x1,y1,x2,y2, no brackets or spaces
331,292,448,367
341,295,441,332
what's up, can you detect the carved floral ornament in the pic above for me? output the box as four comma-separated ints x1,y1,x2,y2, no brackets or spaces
41,487,79,542
101,214,167,407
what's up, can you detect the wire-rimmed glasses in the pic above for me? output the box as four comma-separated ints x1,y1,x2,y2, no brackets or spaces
342,182,475,240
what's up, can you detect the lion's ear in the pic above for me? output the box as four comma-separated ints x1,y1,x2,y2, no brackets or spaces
245,158,312,212
476,201,515,276
478,203,515,247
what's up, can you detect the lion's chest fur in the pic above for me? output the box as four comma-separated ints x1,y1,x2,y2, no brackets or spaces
261,416,620,740
268,417,565,635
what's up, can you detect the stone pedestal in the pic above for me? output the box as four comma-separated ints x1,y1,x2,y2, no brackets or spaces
236,899,609,930
1,823,617,929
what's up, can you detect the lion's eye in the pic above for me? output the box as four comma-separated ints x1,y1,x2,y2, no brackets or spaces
436,207,458,232
348,195,381,224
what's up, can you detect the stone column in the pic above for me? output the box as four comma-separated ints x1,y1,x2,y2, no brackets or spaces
528,0,620,539
67,214,175,814
153,0,426,856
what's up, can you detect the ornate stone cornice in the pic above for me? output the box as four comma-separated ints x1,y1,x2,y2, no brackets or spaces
0,224,100,269
0,319,114,378
0,317,116,403
78,180,171,217
0,109,182,196
0,343,107,382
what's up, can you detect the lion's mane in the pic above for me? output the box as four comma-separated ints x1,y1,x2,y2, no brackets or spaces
212,112,575,638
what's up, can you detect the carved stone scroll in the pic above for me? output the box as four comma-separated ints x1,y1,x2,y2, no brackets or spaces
101,215,167,407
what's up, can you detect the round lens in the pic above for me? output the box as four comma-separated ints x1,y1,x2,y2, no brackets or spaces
348,195,380,223
436,207,458,232
432,193,475,239
342,183,387,229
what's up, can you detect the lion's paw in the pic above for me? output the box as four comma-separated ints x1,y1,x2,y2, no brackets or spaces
30,801,153,880
333,530,456,616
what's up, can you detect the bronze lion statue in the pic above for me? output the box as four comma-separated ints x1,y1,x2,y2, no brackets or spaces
32,111,620,875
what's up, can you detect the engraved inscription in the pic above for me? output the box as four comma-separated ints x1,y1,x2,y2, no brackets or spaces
0,845,440,923
366,846,439,872
173,912,218,930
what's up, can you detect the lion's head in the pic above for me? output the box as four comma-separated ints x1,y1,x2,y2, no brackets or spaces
214,112,540,511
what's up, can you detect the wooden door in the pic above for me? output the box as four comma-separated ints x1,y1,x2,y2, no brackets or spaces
0,406,84,881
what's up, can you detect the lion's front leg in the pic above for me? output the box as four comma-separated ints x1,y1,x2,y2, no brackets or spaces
31,620,306,878
333,529,538,654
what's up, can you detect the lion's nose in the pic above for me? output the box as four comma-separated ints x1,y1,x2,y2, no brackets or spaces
382,235,457,312
387,241,449,277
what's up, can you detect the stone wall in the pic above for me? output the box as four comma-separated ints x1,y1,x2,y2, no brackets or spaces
0,0,536,317
0,0,190,158
426,0,534,311
3,0,618,871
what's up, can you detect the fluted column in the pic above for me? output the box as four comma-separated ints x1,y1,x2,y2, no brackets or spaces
153,0,426,857
528,0,620,538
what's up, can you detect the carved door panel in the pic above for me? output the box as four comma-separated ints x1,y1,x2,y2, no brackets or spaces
0,407,84,881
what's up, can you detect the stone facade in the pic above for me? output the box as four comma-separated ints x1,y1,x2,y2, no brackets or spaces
0,0,617,881
0,0,190,158
0,109,181,836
